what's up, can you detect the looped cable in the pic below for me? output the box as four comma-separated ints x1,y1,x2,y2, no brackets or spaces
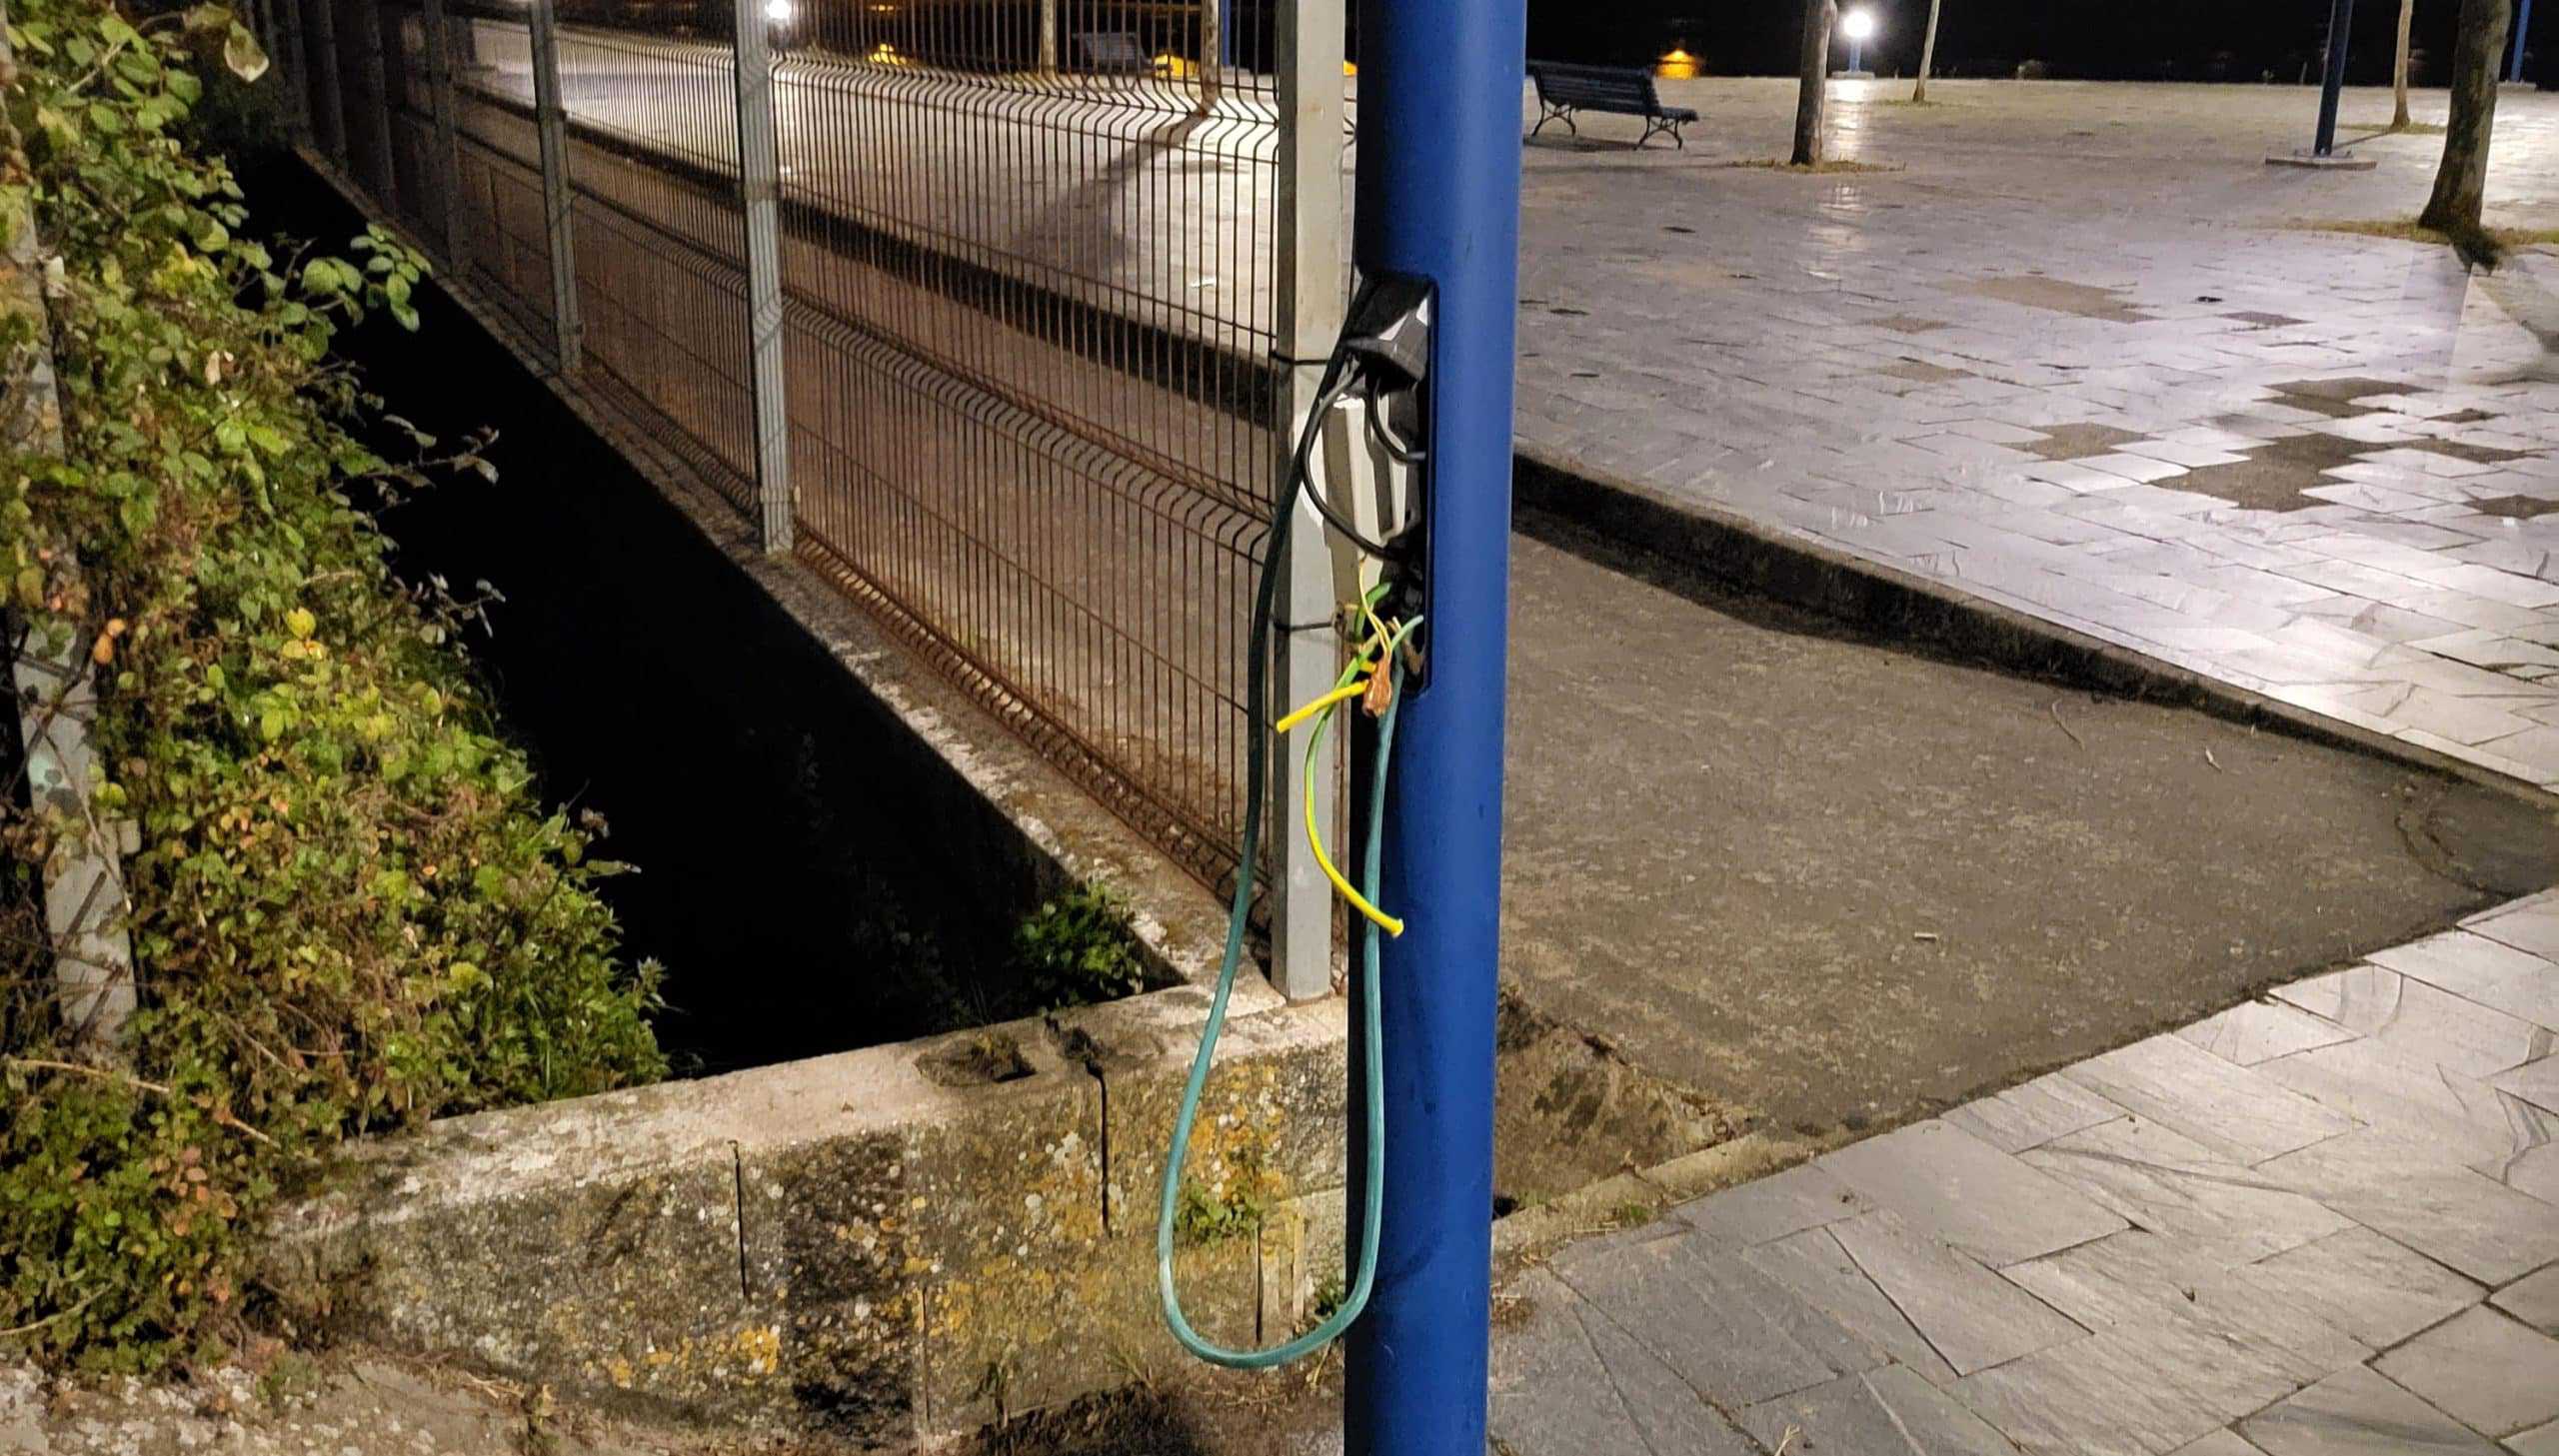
1157,353,1409,1368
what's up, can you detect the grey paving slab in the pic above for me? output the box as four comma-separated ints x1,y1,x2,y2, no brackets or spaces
2267,965,2549,1079
2171,1433,2269,1456
1950,1311,2309,1456
1553,1223,1888,1410
1738,1225,1962,1386
2479,1098,2559,1205
1487,1268,1762,1456
1815,1119,2129,1268
2255,1038,2534,1170
2468,898,2559,965
1942,1071,2130,1153
1673,1159,1874,1249
1825,1209,2090,1377
2240,1226,2488,1352
2492,1264,2559,1337
2370,931,2559,1035
2002,1229,2368,1379
2493,1058,2559,1116
2372,1306,2559,1439
1737,1365,2015,1456
2022,1116,2359,1268
2061,1034,2358,1166
2507,1420,2559,1455
2256,1130,2559,1287
2240,1366,2502,1456
2180,1000,2363,1067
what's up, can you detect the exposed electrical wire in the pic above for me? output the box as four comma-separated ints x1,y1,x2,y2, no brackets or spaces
1300,615,1422,938
1158,347,1412,1370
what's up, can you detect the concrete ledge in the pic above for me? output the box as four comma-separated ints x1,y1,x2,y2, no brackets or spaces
1513,445,2554,806
269,987,1334,1446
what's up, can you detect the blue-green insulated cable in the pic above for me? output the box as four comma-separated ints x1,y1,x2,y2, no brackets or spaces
1158,361,1398,1369
1157,663,1400,1368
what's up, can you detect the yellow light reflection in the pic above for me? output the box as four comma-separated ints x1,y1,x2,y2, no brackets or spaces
1656,47,1699,80
869,40,911,64
1153,52,1198,78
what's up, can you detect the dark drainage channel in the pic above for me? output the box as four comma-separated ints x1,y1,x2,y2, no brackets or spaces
250,158,1030,1077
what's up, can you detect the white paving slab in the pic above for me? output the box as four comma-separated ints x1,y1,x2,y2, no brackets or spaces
1815,1119,2131,1267
2241,1366,2503,1456
2060,1033,2358,1165
2373,1306,2559,1439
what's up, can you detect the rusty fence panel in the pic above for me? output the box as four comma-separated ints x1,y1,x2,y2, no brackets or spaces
284,0,1331,905
776,0,1285,891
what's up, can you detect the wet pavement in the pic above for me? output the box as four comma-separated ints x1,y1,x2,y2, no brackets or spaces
1489,893,2559,1456
1518,79,2559,792
1501,508,2559,1138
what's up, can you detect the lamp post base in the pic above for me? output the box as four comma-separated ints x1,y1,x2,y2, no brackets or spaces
2264,149,2378,169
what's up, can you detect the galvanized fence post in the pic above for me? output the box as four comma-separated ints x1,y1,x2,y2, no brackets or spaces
271,0,312,144
351,0,399,208
1269,0,1347,1000
527,0,582,372
423,0,465,269
1,2,137,1052
1198,0,1222,109
731,0,793,553
306,0,346,164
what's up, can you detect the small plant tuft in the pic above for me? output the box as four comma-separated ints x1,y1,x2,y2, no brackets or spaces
1172,1175,1267,1247
1014,882,1148,1010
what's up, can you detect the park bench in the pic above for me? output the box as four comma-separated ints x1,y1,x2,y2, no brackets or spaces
1525,60,1697,149
1074,30,1154,75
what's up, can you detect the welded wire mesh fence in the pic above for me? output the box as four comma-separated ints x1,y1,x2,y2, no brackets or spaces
270,0,1347,896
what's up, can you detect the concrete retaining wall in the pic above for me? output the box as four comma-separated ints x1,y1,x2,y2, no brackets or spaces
269,984,1346,1447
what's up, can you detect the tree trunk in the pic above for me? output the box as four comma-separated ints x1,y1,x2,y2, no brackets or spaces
2392,0,2414,128
1793,0,1836,165
2419,0,2512,237
1914,0,1942,102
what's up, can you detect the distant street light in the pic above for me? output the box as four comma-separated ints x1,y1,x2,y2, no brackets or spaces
764,0,796,23
1841,8,1877,76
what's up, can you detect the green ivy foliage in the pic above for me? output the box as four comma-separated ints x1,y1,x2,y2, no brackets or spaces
0,0,663,1370
1013,881,1148,1010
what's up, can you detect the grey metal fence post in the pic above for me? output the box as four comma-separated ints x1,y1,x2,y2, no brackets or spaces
306,0,346,163
423,0,465,269
272,0,312,143
1199,0,1224,110
352,0,399,208
1038,0,1058,72
732,0,793,553
527,0,582,372
1270,0,1347,1000
1,3,136,1051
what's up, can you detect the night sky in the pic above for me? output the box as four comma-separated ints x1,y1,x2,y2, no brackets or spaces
1524,0,2550,84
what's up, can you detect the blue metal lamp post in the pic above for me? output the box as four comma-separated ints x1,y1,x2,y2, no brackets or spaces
1341,0,1522,1448
2515,0,2536,83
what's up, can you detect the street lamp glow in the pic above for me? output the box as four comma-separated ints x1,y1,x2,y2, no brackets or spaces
764,0,796,22
1840,9,1877,41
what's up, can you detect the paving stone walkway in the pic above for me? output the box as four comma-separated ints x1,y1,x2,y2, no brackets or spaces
1490,890,2559,1456
1517,79,2559,790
